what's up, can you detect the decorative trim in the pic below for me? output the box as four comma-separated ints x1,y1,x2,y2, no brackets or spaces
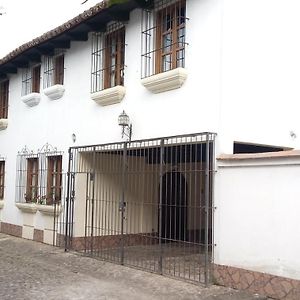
141,67,188,94
0,200,4,209
0,118,8,130
33,229,44,243
21,93,41,107
91,85,126,106
43,84,65,100
15,202,37,213
0,222,22,237
36,204,61,216
214,264,300,300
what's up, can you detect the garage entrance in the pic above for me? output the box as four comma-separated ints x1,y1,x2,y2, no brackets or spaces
60,133,216,284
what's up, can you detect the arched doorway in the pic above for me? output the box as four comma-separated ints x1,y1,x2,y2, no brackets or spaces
160,171,187,242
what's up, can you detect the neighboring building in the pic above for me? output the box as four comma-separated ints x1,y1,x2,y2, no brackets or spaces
0,0,300,299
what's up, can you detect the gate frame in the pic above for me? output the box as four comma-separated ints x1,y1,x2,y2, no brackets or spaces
61,132,216,285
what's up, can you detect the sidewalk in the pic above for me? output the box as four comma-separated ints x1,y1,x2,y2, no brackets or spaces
0,233,268,300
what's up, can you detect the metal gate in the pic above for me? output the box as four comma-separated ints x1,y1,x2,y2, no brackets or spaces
59,132,216,284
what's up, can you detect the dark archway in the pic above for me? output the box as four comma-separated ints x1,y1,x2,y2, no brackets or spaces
160,171,187,242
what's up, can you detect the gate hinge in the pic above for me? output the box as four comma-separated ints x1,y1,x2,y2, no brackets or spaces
69,153,73,161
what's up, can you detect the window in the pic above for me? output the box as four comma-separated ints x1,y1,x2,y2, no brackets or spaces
91,24,125,93
26,158,39,203
22,64,41,95
141,0,187,78
16,145,63,204
0,161,5,199
47,156,62,205
156,1,186,73
0,80,9,119
44,53,65,88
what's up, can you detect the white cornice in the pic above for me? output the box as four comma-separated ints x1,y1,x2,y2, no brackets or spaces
91,85,126,106
21,93,41,107
43,84,65,100
141,67,188,94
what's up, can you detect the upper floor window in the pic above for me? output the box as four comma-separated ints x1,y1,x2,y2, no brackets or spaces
22,64,41,95
0,80,9,119
0,160,5,199
91,23,125,93
141,0,187,78
44,53,65,88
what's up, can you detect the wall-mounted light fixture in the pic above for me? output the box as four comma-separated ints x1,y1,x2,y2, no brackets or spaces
118,110,132,142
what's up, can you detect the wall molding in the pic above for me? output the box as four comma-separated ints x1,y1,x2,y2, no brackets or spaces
214,264,300,300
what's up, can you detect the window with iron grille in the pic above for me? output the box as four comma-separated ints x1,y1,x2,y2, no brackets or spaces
22,64,41,95
91,23,125,93
47,156,62,205
44,53,65,88
141,0,187,78
0,80,9,119
0,160,5,199
26,157,39,203
16,145,63,205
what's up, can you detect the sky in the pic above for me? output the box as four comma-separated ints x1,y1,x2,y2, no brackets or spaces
0,0,102,59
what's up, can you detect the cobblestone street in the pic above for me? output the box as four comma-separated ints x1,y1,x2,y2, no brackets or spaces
0,234,268,300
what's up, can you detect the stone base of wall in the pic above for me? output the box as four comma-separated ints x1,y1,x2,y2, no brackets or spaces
60,233,158,251
0,222,22,238
33,229,44,243
214,264,300,300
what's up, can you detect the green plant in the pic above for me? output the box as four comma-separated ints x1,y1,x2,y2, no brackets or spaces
107,0,130,7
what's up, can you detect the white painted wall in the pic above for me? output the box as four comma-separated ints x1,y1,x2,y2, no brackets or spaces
215,157,300,280
0,0,223,226
219,0,300,153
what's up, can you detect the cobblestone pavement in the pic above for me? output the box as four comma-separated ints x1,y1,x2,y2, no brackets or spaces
0,234,269,300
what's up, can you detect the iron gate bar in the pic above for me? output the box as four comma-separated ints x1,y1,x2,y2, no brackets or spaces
158,138,164,274
120,142,127,265
60,132,216,285
204,133,210,286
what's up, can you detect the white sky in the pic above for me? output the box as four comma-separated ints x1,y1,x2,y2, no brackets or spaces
0,0,102,59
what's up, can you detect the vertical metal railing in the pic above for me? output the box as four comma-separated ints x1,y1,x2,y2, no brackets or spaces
61,133,216,285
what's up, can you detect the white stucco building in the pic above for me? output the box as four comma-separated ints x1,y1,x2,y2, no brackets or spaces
0,0,300,299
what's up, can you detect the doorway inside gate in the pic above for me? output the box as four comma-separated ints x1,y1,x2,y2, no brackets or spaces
60,133,216,284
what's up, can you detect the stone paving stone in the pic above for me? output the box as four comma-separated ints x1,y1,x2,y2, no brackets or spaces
0,234,269,300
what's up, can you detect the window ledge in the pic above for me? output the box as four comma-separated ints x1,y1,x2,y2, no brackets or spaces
91,85,126,106
0,118,8,130
21,93,41,107
141,67,188,94
0,200,4,209
15,202,37,213
43,84,65,100
36,204,61,216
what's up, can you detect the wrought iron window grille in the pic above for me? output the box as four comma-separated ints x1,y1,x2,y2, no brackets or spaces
0,79,9,119
91,22,126,93
16,143,63,205
22,63,41,96
43,50,66,88
141,0,188,79
0,158,5,199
